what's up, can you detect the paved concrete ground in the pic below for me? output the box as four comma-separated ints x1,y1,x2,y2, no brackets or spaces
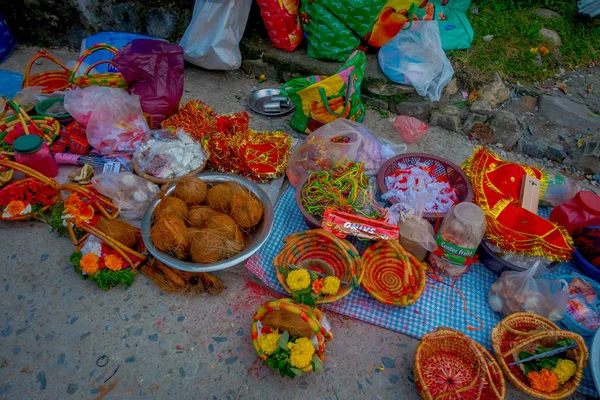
0,48,591,399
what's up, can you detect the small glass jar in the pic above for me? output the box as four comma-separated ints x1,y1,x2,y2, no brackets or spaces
429,202,486,276
14,135,58,177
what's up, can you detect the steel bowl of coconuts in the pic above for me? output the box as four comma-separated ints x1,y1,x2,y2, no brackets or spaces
141,173,274,272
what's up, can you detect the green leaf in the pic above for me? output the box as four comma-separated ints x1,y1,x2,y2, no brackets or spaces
278,359,287,368
279,265,288,275
265,357,276,368
290,368,303,376
312,355,323,373
279,368,286,378
286,369,296,379
278,331,290,350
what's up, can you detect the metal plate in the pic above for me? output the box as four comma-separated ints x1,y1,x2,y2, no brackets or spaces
247,88,295,116
141,172,274,273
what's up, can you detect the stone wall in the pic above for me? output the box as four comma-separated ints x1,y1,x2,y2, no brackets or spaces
1,0,196,48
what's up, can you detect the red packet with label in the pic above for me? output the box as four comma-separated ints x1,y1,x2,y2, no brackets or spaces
322,208,399,240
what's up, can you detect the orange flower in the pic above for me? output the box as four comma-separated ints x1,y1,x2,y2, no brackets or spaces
104,254,124,271
527,369,559,393
539,46,550,55
6,200,25,216
80,253,100,274
312,278,324,295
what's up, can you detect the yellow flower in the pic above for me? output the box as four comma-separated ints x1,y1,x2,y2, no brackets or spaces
530,47,539,53
553,359,576,385
257,332,281,355
322,276,341,295
104,254,124,271
289,337,315,369
259,74,267,81
80,253,100,275
286,269,311,291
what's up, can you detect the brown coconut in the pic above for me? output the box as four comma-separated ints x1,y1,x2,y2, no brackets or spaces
96,219,138,248
204,213,241,240
150,215,189,259
189,229,244,263
153,196,188,221
187,206,216,228
205,183,233,214
173,176,207,206
230,190,263,229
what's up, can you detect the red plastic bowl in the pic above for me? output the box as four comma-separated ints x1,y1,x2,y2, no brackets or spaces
376,153,473,221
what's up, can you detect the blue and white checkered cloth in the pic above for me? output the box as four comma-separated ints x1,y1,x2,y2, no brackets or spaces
246,186,598,397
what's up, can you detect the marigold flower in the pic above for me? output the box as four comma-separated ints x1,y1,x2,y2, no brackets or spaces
530,47,539,53
553,359,576,385
289,337,315,369
80,253,100,275
257,331,281,355
6,200,25,216
539,46,550,55
286,269,311,291
104,254,124,271
527,369,559,393
312,278,324,295
322,276,341,295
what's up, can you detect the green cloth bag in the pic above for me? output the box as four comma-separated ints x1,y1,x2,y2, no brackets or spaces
281,50,366,134
416,0,474,50
301,0,386,61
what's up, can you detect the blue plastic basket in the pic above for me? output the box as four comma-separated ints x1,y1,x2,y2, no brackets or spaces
558,273,600,337
574,248,600,283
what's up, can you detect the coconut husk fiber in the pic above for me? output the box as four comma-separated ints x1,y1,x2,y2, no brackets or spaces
229,189,263,229
153,196,188,221
150,215,189,259
173,176,207,206
187,206,216,228
189,229,244,263
140,259,224,295
204,213,242,241
96,219,138,248
205,183,233,214
262,309,314,338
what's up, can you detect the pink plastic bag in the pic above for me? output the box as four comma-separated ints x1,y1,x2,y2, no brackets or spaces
394,115,428,143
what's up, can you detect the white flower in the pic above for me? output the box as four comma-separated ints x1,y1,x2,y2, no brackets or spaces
81,235,102,257
2,204,31,218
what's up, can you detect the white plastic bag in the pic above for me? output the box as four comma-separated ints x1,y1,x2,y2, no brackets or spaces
179,0,252,70
91,172,161,220
378,21,454,101
64,87,150,154
488,262,569,321
286,119,404,187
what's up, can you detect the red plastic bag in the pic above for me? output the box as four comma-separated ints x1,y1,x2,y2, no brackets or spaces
257,0,302,51
393,115,428,143
113,39,184,128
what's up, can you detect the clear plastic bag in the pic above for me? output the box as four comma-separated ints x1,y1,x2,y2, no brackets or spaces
91,172,160,220
488,262,569,321
64,87,150,154
133,129,208,180
386,195,437,261
378,21,454,101
179,0,252,70
393,115,428,143
286,119,405,187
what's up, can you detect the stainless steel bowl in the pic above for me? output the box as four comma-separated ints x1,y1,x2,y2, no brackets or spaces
141,172,274,273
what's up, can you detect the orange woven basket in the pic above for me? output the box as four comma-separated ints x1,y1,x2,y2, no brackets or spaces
0,160,60,221
415,328,505,400
274,229,364,304
69,44,128,89
252,299,333,372
491,312,588,400
0,100,60,156
361,240,427,306
22,50,72,94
